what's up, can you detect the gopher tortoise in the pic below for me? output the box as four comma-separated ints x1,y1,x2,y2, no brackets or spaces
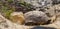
24,11,52,25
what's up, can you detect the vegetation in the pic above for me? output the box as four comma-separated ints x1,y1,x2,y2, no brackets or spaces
0,0,34,19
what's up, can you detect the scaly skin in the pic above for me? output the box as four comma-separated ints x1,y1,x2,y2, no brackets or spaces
24,11,50,25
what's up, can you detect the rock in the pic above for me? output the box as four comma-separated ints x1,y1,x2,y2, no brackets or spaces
0,13,35,29
44,4,60,17
10,12,25,25
0,13,18,29
42,4,60,24
0,13,60,29
0,13,31,29
52,0,60,4
24,0,52,8
44,6,55,17
24,11,50,25
49,15,57,24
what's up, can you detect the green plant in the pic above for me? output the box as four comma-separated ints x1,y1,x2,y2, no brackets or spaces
1,0,34,19
1,6,14,19
19,2,34,10
7,0,13,3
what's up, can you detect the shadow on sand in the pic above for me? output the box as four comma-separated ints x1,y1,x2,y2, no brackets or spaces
31,26,56,29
